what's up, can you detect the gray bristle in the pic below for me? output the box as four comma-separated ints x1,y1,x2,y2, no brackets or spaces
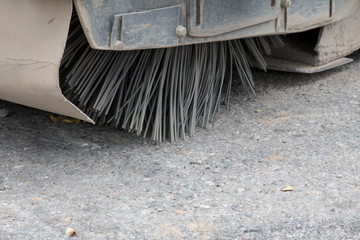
60,12,281,143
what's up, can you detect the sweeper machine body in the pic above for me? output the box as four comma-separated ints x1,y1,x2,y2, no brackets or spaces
1,0,360,141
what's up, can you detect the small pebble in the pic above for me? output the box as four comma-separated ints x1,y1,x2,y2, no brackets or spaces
237,187,245,193
0,109,9,118
336,174,343,178
65,228,76,236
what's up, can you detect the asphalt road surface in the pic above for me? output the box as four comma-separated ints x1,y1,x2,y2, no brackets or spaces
1,52,360,239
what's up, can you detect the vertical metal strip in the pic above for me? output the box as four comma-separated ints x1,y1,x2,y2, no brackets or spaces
329,0,333,18
196,0,201,26
284,8,288,30
118,16,123,41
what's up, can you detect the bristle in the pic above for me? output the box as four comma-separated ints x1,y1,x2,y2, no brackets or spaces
60,11,281,142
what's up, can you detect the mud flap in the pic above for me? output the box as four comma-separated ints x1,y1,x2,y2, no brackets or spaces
0,0,93,123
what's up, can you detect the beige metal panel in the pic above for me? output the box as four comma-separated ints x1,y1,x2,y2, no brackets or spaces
0,0,93,123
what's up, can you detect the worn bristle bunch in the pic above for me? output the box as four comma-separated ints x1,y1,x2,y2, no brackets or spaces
60,11,281,142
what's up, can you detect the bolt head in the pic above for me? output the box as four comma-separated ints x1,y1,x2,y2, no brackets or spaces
176,25,187,37
281,0,291,8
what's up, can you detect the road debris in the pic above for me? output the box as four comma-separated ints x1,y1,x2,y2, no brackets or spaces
50,115,80,125
281,186,295,192
65,228,76,236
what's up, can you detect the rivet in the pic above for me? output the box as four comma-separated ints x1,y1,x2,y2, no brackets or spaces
281,0,291,8
176,25,187,37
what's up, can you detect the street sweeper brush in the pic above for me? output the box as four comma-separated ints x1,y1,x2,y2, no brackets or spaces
2,0,359,143
60,12,282,142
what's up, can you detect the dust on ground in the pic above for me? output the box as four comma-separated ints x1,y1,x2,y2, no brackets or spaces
0,52,359,239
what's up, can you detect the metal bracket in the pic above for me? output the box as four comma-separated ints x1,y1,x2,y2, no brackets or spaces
109,5,181,50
